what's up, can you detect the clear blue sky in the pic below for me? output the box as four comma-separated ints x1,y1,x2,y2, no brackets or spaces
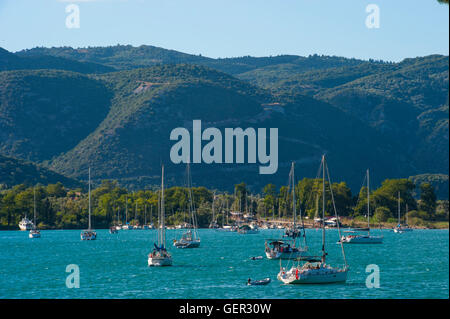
0,0,448,61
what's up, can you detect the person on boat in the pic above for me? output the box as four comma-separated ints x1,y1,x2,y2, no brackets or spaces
247,278,251,284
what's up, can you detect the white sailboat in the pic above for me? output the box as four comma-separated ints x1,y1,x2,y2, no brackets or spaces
277,155,349,284
29,188,41,239
266,162,310,260
209,192,219,229
81,167,97,240
122,195,132,230
133,200,141,229
174,163,201,248
340,169,383,244
148,165,172,266
394,192,413,233
110,207,119,233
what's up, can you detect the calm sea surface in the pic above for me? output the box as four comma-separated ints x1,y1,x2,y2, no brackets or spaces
0,228,448,299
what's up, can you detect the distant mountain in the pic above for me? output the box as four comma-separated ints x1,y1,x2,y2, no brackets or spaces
16,45,211,71
15,45,366,75
0,154,83,188
0,45,448,193
1,47,114,73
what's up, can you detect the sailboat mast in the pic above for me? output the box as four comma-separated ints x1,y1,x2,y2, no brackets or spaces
88,167,91,230
125,195,128,224
144,204,147,225
367,169,370,234
406,204,408,225
212,192,215,224
33,187,36,228
398,191,401,225
135,198,137,225
292,162,296,228
161,165,165,247
322,155,326,263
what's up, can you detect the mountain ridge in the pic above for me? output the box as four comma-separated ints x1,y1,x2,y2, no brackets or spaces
0,45,448,193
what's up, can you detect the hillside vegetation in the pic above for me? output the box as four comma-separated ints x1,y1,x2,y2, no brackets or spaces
0,45,448,196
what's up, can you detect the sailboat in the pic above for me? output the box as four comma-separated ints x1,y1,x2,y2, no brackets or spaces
115,207,122,230
29,187,41,239
19,215,33,231
143,205,150,230
174,163,201,248
81,167,97,240
110,207,120,233
265,162,310,260
277,155,349,284
122,195,132,230
133,200,141,229
394,192,413,233
340,169,383,244
284,168,303,239
209,192,219,229
148,165,172,266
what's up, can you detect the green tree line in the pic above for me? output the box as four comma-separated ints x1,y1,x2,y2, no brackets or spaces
0,178,447,229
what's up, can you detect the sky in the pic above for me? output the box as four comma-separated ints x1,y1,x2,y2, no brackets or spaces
0,0,448,62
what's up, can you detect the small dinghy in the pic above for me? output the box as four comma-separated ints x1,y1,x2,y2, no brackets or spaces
247,278,271,286
250,256,263,260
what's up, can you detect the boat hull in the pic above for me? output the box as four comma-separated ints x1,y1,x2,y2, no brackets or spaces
394,228,413,233
19,221,33,231
340,235,383,244
29,231,41,238
278,267,348,284
174,240,200,248
80,231,97,240
148,256,172,266
265,249,309,260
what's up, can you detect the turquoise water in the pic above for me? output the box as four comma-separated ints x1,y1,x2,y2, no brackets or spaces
0,229,448,299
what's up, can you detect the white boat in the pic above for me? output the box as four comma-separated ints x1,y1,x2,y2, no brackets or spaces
238,224,259,234
340,169,383,244
29,229,41,239
28,188,41,239
266,163,312,260
19,217,33,231
265,239,313,260
217,225,233,232
173,163,201,249
148,165,172,267
173,230,201,248
81,167,97,241
393,192,413,233
278,262,348,284
340,231,383,243
277,156,349,284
